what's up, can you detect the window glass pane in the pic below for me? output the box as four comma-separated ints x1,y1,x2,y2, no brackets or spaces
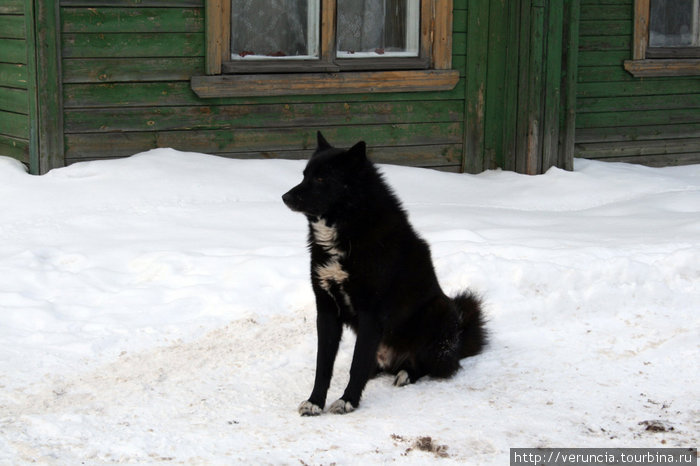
649,0,700,47
337,0,420,58
231,0,319,59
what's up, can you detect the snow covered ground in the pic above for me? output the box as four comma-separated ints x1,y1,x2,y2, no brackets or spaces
0,149,697,465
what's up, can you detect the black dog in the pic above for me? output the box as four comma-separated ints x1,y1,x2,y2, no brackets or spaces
282,132,486,415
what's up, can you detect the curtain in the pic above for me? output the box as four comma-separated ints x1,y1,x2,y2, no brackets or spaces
649,0,699,47
231,0,313,58
336,0,408,55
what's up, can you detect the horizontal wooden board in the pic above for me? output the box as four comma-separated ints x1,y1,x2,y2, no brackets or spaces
579,36,630,51
579,20,631,36
0,63,27,88
63,57,204,82
64,122,464,159
0,110,29,138
0,0,23,14
581,0,631,5
577,78,700,98
578,65,633,83
0,38,26,63
578,93,700,113
61,7,204,33
575,138,700,158
0,14,25,39
63,79,466,108
192,70,460,98
453,9,467,32
580,5,631,21
577,51,629,67
575,152,700,167
577,108,700,128
0,133,29,164
0,86,28,113
208,144,463,168
576,123,700,143
61,0,203,6
62,32,205,58
64,100,464,133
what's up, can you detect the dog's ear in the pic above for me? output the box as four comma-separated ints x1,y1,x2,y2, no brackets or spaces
316,131,332,150
346,141,367,165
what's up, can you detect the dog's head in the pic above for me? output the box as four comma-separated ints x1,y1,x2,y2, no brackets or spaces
282,132,369,218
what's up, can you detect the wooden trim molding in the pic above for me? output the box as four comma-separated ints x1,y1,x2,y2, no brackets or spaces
195,0,457,97
624,59,700,77
631,0,649,60
192,70,460,98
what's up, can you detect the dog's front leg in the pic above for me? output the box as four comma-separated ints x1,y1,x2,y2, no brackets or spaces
329,312,382,414
299,292,342,416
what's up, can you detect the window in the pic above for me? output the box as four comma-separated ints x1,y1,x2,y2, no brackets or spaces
648,0,700,54
192,0,459,98
625,0,700,76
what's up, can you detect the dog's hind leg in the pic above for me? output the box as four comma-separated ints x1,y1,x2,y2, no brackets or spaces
392,359,428,387
300,293,343,416
329,312,382,414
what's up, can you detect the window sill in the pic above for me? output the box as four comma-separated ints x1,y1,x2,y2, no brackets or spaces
624,59,700,77
191,69,460,98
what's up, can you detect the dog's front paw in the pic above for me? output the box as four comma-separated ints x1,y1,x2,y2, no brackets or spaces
328,399,356,415
393,370,411,387
298,400,323,416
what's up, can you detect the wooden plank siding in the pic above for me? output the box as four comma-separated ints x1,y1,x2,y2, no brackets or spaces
0,0,30,166
59,0,468,171
575,0,700,166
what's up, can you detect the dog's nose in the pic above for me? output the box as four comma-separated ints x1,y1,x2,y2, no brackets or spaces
282,191,293,206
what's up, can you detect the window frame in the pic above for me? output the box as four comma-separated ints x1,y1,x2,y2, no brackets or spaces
624,0,700,77
191,0,459,98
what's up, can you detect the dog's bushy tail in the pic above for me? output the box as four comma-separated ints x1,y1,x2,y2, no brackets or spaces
454,291,486,358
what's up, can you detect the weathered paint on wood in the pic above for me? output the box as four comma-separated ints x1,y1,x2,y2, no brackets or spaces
0,87,29,114
61,0,203,6
62,33,205,58
191,70,460,98
64,80,466,108
0,63,27,88
0,134,29,161
63,57,205,83
0,14,25,39
0,38,27,63
576,123,700,143
64,101,464,133
64,122,464,160
0,0,24,15
35,0,64,173
578,94,700,113
18,0,694,172
574,0,700,166
0,0,31,167
0,109,29,138
61,7,204,33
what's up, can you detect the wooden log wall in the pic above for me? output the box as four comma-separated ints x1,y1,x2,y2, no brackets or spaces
0,0,36,168
59,0,468,171
575,0,700,166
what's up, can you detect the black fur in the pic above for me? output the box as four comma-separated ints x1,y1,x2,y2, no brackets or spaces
282,132,486,415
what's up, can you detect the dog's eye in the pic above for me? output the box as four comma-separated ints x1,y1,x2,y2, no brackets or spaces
314,177,324,183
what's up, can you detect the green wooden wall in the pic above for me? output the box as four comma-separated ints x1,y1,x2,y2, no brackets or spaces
0,0,37,169
575,0,700,166
59,0,468,172
464,0,578,174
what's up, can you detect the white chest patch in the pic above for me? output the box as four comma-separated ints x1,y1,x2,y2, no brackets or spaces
311,219,352,309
